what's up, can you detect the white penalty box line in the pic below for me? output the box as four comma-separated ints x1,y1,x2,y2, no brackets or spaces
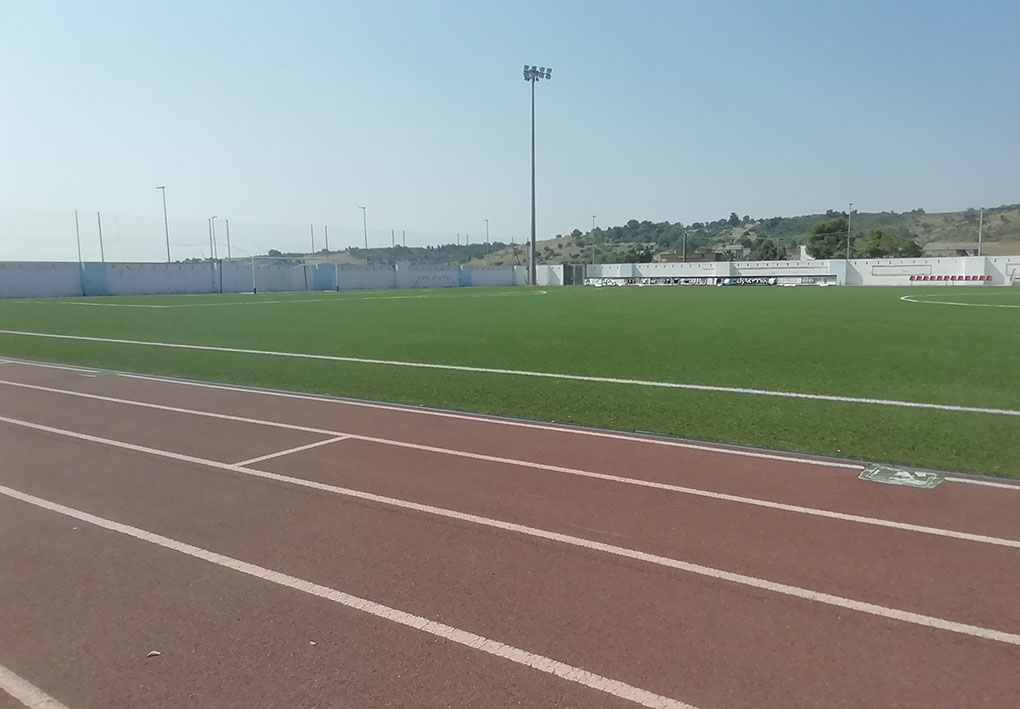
1,329,1017,417
1,378,1016,548
1,413,1019,648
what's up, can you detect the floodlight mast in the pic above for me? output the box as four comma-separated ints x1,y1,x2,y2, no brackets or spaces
523,64,552,286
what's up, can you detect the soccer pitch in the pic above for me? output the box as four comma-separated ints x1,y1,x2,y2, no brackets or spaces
1,285,1018,477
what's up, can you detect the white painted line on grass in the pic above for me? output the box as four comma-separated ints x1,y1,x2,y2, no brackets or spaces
234,436,350,466
0,664,70,709
2,330,1017,417
41,290,549,308
3,379,1015,546
0,485,695,709
2,413,1019,646
900,295,1020,309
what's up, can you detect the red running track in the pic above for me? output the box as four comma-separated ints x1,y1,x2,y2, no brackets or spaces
0,358,1018,708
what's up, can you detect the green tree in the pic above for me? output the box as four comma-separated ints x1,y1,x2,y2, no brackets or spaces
806,217,850,259
855,229,922,258
728,212,741,227
749,238,785,261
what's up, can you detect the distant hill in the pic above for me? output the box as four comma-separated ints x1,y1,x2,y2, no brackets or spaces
253,204,1020,266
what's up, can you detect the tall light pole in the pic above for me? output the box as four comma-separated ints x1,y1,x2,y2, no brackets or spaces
97,211,105,262
225,218,231,259
523,64,552,285
360,207,368,263
484,218,490,256
846,203,853,259
209,216,218,260
156,186,171,262
978,207,984,255
591,215,597,266
74,209,82,264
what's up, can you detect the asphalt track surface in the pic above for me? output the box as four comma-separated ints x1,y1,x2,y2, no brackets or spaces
1,358,1018,708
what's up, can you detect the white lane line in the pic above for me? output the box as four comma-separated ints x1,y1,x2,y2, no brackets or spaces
2,330,1016,416
2,414,1019,646
942,479,1020,491
0,485,694,709
2,357,864,471
0,664,70,709
3,380,1015,547
234,436,350,466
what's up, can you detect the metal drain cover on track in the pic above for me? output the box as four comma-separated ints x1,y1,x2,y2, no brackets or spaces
859,464,944,489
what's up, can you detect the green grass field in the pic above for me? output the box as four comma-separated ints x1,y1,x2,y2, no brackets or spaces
1,285,1018,477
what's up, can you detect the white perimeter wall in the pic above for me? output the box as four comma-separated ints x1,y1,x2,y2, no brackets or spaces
3,256,1016,299
589,256,1018,286
0,262,82,298
0,261,528,298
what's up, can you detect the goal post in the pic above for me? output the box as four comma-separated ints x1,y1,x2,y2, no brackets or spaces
246,255,342,294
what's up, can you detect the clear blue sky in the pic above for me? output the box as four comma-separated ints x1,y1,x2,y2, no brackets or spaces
2,0,1018,261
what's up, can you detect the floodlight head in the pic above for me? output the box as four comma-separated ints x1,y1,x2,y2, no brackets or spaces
156,185,165,190
539,67,545,73
545,68,552,78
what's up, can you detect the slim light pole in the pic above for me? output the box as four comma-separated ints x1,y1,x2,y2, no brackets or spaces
74,209,83,264
310,223,315,253
978,208,984,256
523,64,552,285
156,186,171,262
325,225,330,252
225,218,231,259
484,219,490,256
591,215,597,265
97,211,105,262
402,229,406,247
360,206,368,262
846,203,853,259
210,216,218,259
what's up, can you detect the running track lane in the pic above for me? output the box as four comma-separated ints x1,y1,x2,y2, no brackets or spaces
1,360,1018,708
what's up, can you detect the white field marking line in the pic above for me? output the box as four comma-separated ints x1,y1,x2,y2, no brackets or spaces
942,479,1020,491
3,378,1017,544
44,290,549,309
2,415,1020,648
0,664,70,709
899,295,1020,309
0,485,694,709
3,331,1017,417
234,436,350,466
1,356,864,471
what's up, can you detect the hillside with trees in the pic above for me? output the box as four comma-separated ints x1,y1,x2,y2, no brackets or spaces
257,204,1020,266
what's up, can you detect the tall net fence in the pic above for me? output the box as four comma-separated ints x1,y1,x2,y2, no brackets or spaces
0,208,516,264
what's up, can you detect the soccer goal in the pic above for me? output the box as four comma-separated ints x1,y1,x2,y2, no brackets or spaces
245,255,342,294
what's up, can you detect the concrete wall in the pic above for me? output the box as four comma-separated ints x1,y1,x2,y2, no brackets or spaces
4,256,1016,299
459,266,518,287
535,264,564,286
588,256,1017,286
0,262,83,298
